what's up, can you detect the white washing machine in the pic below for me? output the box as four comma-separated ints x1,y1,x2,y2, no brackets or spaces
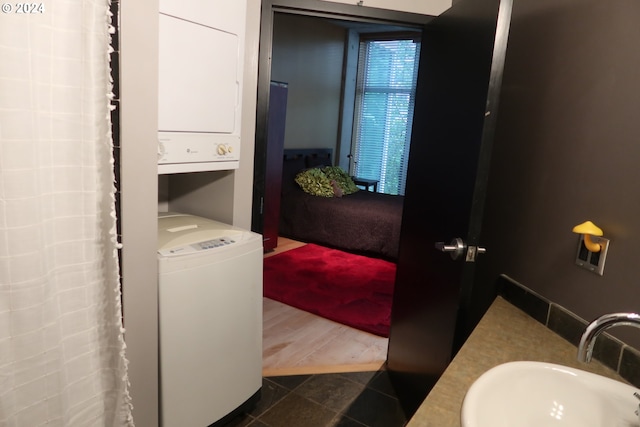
157,212,263,427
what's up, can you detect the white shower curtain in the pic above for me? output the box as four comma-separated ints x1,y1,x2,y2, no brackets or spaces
0,1,133,426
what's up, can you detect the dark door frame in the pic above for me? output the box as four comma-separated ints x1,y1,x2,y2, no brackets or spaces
251,0,434,235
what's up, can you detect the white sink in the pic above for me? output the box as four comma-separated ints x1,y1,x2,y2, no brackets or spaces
461,361,639,427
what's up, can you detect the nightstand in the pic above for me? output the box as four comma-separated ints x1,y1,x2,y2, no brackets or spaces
352,177,379,192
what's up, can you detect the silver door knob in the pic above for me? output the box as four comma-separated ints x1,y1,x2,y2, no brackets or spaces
435,238,465,260
435,238,487,261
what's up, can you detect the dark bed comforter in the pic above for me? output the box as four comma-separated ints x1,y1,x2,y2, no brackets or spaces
279,186,404,260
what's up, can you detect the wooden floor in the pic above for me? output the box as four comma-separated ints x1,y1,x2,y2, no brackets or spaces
262,237,389,377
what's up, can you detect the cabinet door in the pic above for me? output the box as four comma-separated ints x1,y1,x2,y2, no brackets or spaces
262,81,288,251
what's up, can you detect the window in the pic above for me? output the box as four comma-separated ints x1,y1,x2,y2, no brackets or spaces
351,34,421,195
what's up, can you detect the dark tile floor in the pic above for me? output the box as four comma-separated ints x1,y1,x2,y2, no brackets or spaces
226,369,408,427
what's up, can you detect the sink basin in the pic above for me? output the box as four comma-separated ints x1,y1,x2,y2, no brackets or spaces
461,361,639,427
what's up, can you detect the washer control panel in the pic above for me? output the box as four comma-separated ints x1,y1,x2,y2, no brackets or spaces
194,237,236,251
158,237,237,257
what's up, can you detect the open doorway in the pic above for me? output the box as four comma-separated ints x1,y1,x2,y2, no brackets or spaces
254,0,434,376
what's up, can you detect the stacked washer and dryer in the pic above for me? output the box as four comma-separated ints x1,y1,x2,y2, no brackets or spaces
157,213,263,426
155,0,259,424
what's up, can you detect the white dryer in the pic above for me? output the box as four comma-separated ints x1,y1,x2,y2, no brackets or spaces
157,212,263,426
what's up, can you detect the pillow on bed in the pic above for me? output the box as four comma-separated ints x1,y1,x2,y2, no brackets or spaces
294,168,335,197
322,166,359,195
281,156,307,194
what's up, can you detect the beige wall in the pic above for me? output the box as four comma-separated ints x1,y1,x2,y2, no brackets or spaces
233,0,262,228
271,14,347,152
119,1,160,426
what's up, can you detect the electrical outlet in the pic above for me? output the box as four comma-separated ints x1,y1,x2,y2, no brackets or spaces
574,235,610,276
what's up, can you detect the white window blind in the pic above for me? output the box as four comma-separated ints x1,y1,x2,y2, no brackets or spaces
351,35,421,195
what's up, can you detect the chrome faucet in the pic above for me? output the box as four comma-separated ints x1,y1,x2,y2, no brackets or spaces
577,312,640,363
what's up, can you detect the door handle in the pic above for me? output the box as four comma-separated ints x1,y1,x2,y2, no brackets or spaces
435,238,466,260
435,238,486,261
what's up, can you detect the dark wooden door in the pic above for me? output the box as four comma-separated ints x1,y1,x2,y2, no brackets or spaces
386,0,513,415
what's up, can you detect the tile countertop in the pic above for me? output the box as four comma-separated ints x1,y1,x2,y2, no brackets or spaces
406,295,630,427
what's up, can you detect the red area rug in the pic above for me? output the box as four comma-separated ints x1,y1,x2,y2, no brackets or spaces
263,244,396,337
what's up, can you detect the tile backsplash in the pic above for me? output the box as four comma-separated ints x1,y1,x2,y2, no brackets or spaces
497,275,640,388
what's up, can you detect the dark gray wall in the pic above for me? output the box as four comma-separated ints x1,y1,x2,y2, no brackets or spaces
479,0,640,347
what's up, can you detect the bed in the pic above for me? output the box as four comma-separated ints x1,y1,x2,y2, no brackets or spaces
278,148,404,260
